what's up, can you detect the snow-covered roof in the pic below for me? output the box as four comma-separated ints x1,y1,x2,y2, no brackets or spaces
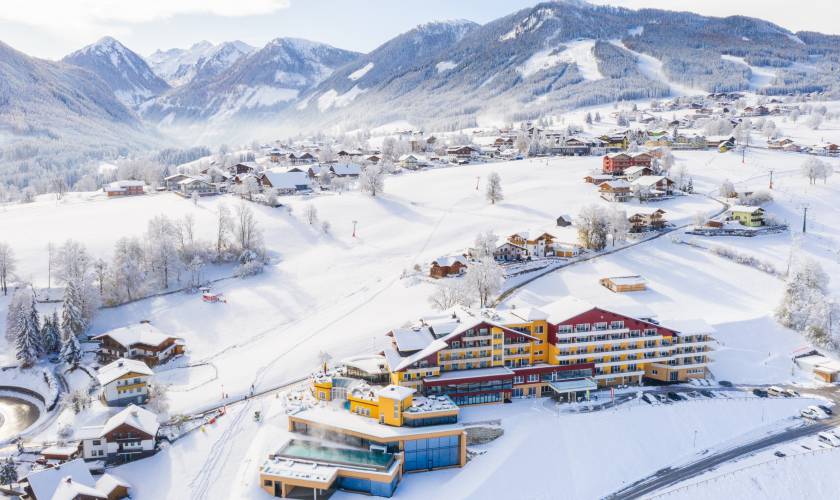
432,255,467,267
330,163,362,176
398,153,428,162
24,459,97,500
93,322,174,349
96,473,130,494
52,476,107,500
623,166,650,175
604,275,646,286
96,358,153,386
659,318,715,336
262,170,311,190
376,384,416,401
105,180,144,191
599,180,631,189
41,444,79,457
102,405,159,437
540,297,595,324
729,205,764,213
340,355,388,375
425,366,513,382
631,175,670,188
391,326,435,353
508,307,549,322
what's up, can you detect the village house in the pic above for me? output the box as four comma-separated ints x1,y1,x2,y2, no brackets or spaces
97,358,153,406
92,323,184,367
556,215,572,227
177,176,218,197
622,165,653,182
602,152,652,175
728,205,765,227
584,174,614,185
233,162,261,175
22,459,130,500
288,152,316,165
163,173,191,190
268,148,283,163
104,180,145,197
398,153,428,170
80,405,160,465
429,256,468,279
628,208,667,232
447,146,479,163
260,171,313,194
630,175,675,199
599,179,632,202
493,241,529,262
329,163,362,177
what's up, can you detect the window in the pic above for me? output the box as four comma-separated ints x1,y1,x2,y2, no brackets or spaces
558,325,572,333
264,480,273,487
575,324,590,332
535,325,544,333
451,341,460,348
513,376,524,384
527,374,539,383
610,321,625,329
92,440,100,446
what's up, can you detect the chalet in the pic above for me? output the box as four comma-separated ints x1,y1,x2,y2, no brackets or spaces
364,154,382,164
584,174,614,185
494,242,528,262
260,171,312,194
288,152,316,165
80,405,160,465
104,181,145,197
768,138,795,150
630,175,675,198
329,163,362,177
728,205,765,227
163,173,191,190
602,152,652,175
551,136,592,156
93,323,184,367
97,358,153,406
628,208,667,232
269,148,283,163
178,177,217,197
234,162,260,175
494,137,515,148
599,133,629,151
398,154,428,170
706,135,735,149
599,180,632,202
447,146,479,163
23,459,130,500
39,443,81,464
623,165,653,181
812,142,839,156
600,275,646,293
430,256,468,279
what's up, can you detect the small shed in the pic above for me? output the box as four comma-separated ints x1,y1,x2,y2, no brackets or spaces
556,215,572,227
600,275,646,293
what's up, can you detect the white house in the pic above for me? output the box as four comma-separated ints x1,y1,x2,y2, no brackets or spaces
23,458,130,499
398,154,428,170
260,170,313,194
80,405,160,464
97,358,153,406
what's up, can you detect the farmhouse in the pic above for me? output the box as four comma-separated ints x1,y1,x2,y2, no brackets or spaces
397,154,428,170
93,322,184,367
728,205,765,227
494,242,528,262
80,405,160,464
329,163,362,177
447,146,479,163
97,358,153,406
599,180,632,202
104,180,145,197
429,256,468,278
260,171,312,194
628,208,667,232
22,459,130,500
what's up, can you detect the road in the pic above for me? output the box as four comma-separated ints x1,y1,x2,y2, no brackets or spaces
605,386,840,499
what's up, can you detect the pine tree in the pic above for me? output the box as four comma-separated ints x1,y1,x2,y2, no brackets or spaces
60,280,86,337
41,312,61,355
0,456,16,487
4,290,24,341
60,331,82,368
15,291,42,367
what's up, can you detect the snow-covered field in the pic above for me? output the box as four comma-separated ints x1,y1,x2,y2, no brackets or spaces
2,97,840,498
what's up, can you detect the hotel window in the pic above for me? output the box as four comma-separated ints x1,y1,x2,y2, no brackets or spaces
594,322,607,331
452,341,460,348
558,325,572,333
513,376,524,384
575,324,590,332
528,374,539,383
535,325,544,333
610,321,625,329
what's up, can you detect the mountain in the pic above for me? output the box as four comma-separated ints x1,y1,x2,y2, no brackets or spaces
0,39,161,188
288,1,840,132
63,36,170,108
146,40,255,86
141,38,360,124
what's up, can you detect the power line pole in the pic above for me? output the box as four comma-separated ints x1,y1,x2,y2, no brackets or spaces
802,206,808,234
769,169,774,190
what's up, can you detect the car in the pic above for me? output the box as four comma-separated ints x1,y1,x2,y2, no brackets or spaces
774,450,786,458
642,393,659,405
818,432,840,447
818,405,834,415
767,386,785,397
699,389,715,398
801,407,827,420
808,406,830,419
753,389,769,398
785,389,800,398
667,392,683,401
655,393,669,404
719,381,733,388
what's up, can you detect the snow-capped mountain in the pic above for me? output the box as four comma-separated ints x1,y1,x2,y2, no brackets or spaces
146,40,255,86
63,36,170,108
288,1,839,131
141,38,360,123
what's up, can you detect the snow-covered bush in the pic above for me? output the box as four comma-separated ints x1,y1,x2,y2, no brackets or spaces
776,258,835,346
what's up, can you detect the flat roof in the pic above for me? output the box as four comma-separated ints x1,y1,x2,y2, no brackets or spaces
547,378,598,393
424,366,514,383
278,439,395,471
604,275,646,286
292,407,464,440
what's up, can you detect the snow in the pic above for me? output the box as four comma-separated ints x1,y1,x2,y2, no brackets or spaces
721,54,777,90
435,61,457,73
348,62,374,81
242,86,299,108
614,40,703,96
317,86,367,112
518,40,603,81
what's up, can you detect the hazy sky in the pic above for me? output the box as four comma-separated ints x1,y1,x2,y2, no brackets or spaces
1,0,837,60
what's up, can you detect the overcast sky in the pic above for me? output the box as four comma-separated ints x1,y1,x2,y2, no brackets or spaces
1,0,837,60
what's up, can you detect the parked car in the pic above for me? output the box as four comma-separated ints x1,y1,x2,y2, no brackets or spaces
667,392,683,401
642,393,659,405
801,407,827,420
818,404,833,415
774,450,786,458
767,386,785,397
699,389,715,398
719,381,733,387
808,406,829,419
753,389,769,398
818,432,840,447
655,394,669,404
784,389,800,397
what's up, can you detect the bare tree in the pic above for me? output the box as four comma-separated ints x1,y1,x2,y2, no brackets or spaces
304,205,319,225
575,205,609,251
473,230,499,259
234,203,262,252
359,164,386,197
486,172,504,204
464,259,504,308
215,204,233,260
607,208,629,247
0,243,15,296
